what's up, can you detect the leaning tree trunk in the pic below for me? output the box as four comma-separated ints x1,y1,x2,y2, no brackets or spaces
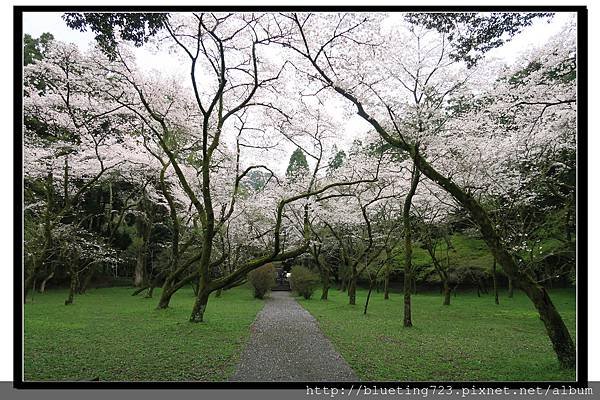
156,281,175,309
39,271,54,294
412,151,575,368
364,280,375,315
155,162,186,309
157,271,197,309
131,285,149,296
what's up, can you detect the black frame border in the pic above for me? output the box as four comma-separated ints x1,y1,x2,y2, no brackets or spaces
13,4,589,390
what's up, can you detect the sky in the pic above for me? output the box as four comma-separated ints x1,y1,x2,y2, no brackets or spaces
21,11,576,174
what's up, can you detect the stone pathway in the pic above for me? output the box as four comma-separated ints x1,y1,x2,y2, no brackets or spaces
229,291,358,382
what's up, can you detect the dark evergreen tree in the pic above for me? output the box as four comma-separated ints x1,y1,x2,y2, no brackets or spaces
286,148,309,180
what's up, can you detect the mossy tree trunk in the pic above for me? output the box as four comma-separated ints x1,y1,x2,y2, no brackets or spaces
189,284,211,323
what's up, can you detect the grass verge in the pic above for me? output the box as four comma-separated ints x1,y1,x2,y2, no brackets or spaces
297,288,576,381
24,285,263,381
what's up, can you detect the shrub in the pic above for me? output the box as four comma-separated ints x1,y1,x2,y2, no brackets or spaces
247,263,277,299
289,265,320,299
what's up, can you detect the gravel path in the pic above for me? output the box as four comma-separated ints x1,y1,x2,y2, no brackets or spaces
229,291,358,382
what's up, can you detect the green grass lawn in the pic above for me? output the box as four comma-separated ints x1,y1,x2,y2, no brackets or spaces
298,288,576,382
24,285,264,382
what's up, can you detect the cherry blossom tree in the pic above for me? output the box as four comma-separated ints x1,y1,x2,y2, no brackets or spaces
274,12,577,368
77,12,379,322
23,41,158,303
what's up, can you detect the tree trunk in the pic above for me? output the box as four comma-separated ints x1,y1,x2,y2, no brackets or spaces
39,272,54,294
384,268,390,300
192,276,200,296
403,278,412,327
24,274,35,303
508,277,514,298
131,285,149,296
492,258,499,305
65,266,78,305
189,287,211,323
145,285,155,298
27,172,54,303
156,285,175,309
402,160,419,328
157,273,192,308
78,265,96,294
134,248,147,288
520,283,576,368
364,281,374,315
443,280,451,306
321,267,330,300
348,275,356,305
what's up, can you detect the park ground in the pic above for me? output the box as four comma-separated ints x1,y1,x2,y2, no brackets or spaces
298,288,575,381
24,284,575,382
